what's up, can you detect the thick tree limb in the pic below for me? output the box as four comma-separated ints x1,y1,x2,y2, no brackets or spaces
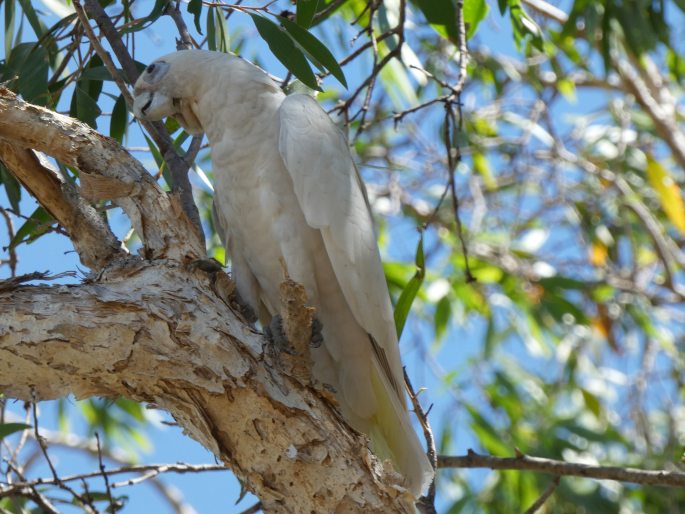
440,450,685,488
0,88,204,264
0,141,124,270
0,262,413,513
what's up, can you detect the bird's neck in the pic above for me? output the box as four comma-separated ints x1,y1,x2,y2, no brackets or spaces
180,58,283,144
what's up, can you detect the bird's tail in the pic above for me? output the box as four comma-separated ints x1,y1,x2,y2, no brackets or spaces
368,360,434,497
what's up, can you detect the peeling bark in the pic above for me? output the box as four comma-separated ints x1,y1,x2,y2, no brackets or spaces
0,263,409,512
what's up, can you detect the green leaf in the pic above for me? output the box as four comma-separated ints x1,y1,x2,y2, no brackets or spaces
277,15,347,87
463,0,489,39
16,0,45,39
580,388,602,418
379,56,419,109
667,49,685,83
6,42,49,104
187,0,203,34
497,0,508,15
0,162,22,213
557,77,576,101
296,0,319,28
0,423,31,440
472,151,496,189
9,206,52,249
110,94,128,143
394,232,425,338
434,295,451,339
310,0,347,25
250,14,319,91
508,2,543,51
70,86,102,129
412,0,459,42
120,0,167,34
206,6,216,51
80,66,118,82
5,0,15,60
207,7,228,52
84,54,105,101
144,135,169,186
467,404,510,454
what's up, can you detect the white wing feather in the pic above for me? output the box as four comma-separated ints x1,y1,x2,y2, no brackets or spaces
277,94,402,386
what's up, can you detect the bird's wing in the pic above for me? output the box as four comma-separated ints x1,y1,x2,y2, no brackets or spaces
278,95,434,496
277,94,403,392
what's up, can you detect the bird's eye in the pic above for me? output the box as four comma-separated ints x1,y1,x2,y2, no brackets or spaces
143,61,169,84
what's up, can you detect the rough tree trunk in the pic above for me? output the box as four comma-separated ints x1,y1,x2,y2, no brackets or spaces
0,88,414,513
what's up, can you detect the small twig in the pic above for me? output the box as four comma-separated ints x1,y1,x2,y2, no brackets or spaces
8,404,31,468
522,476,560,514
0,208,17,277
73,0,135,108
95,433,116,512
312,0,347,23
4,460,59,514
184,135,204,168
30,393,96,513
403,368,437,514
164,2,197,50
0,463,229,496
0,271,77,293
443,102,475,283
82,0,140,84
454,0,469,93
237,501,262,514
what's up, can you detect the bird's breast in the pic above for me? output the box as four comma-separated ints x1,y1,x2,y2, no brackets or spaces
212,136,321,312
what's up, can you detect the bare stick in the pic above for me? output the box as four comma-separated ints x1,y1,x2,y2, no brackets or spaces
440,450,685,488
165,2,197,50
95,433,116,512
403,368,437,514
0,462,228,497
522,476,560,514
30,394,96,513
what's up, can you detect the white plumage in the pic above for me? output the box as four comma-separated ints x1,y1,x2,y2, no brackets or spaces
132,49,433,496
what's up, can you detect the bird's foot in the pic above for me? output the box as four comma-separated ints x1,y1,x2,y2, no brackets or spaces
187,257,224,273
266,314,297,355
230,289,258,324
188,259,258,324
310,316,324,348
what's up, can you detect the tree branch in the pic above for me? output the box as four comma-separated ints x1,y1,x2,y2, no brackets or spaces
0,140,124,270
440,450,685,488
0,262,413,513
0,88,204,263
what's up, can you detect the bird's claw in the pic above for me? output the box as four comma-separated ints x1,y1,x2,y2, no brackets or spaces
266,315,297,355
311,316,324,348
187,258,224,273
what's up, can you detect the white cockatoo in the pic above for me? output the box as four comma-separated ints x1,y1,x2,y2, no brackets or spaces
132,50,433,497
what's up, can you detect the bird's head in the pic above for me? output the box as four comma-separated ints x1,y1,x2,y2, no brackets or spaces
132,50,210,135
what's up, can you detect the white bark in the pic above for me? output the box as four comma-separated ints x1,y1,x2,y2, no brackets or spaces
0,89,414,513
